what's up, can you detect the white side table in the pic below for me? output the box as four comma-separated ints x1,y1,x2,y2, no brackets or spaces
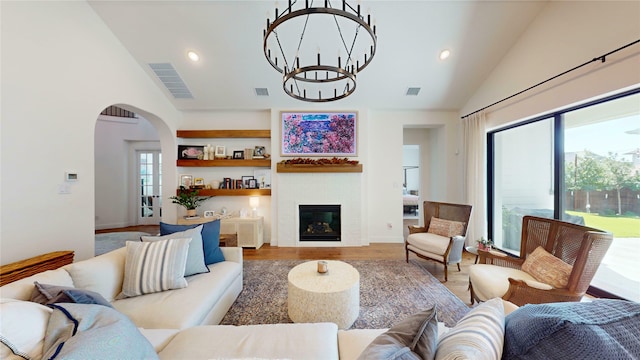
465,245,479,264
287,260,360,329
220,217,264,249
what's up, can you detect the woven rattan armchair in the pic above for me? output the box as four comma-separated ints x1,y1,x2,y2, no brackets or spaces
405,201,472,281
469,215,613,306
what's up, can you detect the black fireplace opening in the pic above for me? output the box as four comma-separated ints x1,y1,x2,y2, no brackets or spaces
299,204,341,241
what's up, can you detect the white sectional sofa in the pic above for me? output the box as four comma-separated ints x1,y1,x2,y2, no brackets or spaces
0,246,243,330
2,246,639,360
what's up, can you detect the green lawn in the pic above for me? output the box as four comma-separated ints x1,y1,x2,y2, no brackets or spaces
566,211,640,237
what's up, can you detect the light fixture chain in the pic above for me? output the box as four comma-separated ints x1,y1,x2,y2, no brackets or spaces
272,31,291,73
294,9,312,68
329,5,360,69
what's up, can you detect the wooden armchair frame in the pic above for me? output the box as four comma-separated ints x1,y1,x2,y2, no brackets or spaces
405,201,472,281
470,215,613,306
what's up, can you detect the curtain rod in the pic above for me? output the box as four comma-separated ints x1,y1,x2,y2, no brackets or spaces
460,39,640,119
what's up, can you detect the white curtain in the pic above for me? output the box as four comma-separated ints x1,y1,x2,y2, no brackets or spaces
462,111,487,246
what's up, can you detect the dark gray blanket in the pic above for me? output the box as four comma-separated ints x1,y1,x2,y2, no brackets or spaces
503,299,640,359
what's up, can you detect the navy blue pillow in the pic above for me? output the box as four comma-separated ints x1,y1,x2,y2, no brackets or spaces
62,289,113,308
160,220,225,265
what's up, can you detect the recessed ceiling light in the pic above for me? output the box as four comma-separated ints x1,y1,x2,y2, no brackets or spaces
187,51,200,62
439,49,451,60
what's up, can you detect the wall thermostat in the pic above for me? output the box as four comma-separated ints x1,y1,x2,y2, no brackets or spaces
65,172,78,182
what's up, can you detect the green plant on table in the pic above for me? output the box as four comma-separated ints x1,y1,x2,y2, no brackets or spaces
477,237,494,248
169,186,210,210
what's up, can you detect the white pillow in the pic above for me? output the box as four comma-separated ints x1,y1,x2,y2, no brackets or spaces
141,225,208,277
64,247,127,302
119,238,191,298
435,297,505,360
0,298,52,360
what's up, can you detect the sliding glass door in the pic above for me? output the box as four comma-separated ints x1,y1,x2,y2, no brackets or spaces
488,89,640,301
490,118,554,253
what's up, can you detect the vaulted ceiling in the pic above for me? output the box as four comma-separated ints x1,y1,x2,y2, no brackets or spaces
88,1,547,111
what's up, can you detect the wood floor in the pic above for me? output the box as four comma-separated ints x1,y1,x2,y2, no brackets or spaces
97,224,476,306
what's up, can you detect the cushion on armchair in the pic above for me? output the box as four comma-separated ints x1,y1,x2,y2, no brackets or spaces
521,246,573,289
468,264,541,302
427,217,465,238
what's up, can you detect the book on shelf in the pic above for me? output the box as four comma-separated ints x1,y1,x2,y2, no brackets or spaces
184,215,200,220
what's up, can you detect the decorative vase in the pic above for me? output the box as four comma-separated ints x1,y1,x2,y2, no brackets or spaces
186,209,197,217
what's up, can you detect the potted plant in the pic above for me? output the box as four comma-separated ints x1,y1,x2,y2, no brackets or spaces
477,237,494,251
169,186,210,217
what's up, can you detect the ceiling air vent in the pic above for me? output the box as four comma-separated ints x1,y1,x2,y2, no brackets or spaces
406,87,421,96
255,88,269,96
148,63,193,99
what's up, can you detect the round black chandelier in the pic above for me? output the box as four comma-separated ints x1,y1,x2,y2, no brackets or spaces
263,0,377,102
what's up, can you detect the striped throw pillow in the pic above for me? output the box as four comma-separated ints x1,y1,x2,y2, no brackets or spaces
120,238,191,298
435,297,505,360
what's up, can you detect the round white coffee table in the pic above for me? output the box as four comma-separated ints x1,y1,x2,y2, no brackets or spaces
287,260,360,329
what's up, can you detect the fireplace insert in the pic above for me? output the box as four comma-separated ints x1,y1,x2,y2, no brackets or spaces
299,204,341,241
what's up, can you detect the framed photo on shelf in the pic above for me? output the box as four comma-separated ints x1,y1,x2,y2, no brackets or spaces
203,210,215,218
248,179,257,189
215,146,226,158
179,174,193,188
253,169,271,189
233,150,244,159
280,111,357,156
194,177,205,186
178,145,205,159
241,176,254,188
253,146,266,158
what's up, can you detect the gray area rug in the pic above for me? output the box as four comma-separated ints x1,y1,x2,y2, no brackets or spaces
220,259,470,329
94,232,150,256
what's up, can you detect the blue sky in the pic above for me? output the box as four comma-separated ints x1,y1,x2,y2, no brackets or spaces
565,116,639,160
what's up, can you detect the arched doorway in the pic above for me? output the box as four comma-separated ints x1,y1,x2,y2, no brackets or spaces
94,105,163,230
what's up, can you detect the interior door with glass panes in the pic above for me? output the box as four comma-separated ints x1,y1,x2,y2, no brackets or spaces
137,151,162,224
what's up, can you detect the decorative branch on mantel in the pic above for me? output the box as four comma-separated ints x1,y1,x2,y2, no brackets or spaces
277,158,362,173
279,157,359,165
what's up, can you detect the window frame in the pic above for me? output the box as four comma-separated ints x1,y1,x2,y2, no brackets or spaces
486,86,640,300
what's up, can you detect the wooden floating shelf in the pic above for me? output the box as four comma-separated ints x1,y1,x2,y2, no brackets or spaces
178,188,271,197
276,163,363,173
177,130,270,138
177,159,271,167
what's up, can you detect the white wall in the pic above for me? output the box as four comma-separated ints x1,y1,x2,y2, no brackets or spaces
367,110,462,243
1,2,182,263
462,1,640,129
95,115,160,230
